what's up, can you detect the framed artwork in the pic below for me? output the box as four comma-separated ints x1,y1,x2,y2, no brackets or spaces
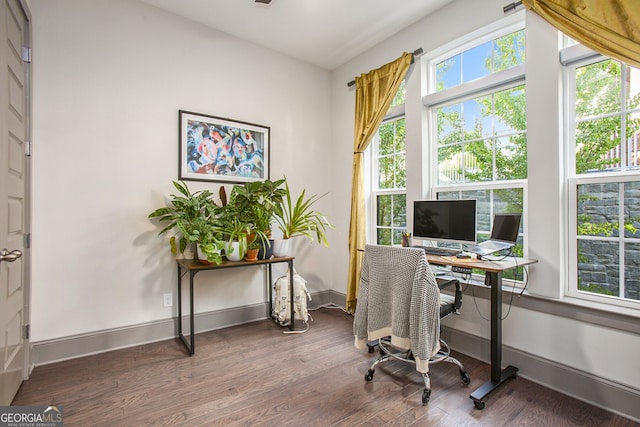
178,110,270,183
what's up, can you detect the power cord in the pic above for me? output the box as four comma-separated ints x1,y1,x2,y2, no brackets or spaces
468,251,530,321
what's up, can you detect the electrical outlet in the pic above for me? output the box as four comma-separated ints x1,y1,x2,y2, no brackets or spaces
163,293,172,308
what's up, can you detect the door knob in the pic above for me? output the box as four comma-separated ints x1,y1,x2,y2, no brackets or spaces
0,248,22,262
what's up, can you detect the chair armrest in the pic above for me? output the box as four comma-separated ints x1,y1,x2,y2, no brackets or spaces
436,277,462,311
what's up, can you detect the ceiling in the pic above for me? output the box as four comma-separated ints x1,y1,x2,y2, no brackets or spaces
140,0,453,70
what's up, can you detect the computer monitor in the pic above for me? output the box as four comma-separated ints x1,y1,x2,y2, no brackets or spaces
413,199,477,245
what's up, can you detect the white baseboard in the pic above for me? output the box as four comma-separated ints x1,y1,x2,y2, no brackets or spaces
442,326,640,424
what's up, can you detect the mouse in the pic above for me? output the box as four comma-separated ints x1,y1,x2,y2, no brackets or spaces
456,253,471,259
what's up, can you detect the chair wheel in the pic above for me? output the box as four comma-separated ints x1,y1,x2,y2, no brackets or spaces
365,370,374,381
460,370,471,385
422,389,431,405
473,400,485,410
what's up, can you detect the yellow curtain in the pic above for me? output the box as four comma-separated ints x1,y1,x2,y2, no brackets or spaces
523,0,640,68
345,52,413,313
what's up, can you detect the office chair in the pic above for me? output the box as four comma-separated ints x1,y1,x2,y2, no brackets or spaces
353,244,470,405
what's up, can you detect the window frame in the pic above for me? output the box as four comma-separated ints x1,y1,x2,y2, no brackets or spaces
423,22,528,264
564,50,640,309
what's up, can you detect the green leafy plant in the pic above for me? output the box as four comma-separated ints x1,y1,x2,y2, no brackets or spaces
272,177,333,246
231,178,286,236
148,181,220,256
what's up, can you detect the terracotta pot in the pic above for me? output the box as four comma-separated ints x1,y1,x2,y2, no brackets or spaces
245,248,259,261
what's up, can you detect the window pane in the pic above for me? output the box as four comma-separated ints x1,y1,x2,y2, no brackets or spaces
494,188,524,217
626,66,640,109
496,134,527,180
624,181,640,238
390,80,406,108
435,30,524,92
379,122,394,156
626,112,640,169
463,41,492,82
624,242,640,300
395,155,406,187
438,144,464,184
493,30,525,72
394,119,406,152
576,60,621,119
436,189,522,243
378,156,394,189
377,195,391,226
463,97,489,138
376,193,406,245
575,116,622,173
577,239,620,296
464,140,493,182
437,86,527,184
577,183,619,237
437,104,464,143
377,228,391,246
436,54,461,90
494,86,527,134
392,193,406,228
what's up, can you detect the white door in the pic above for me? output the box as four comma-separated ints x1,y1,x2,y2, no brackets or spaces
0,0,31,405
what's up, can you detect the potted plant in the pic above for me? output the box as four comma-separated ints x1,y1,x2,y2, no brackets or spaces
226,178,285,259
271,177,333,256
220,216,251,261
148,181,218,259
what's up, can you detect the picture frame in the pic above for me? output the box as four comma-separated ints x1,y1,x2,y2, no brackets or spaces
178,110,270,183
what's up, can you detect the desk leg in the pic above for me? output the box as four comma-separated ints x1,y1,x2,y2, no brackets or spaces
177,265,182,340
177,268,195,356
289,260,294,331
470,271,518,409
267,264,273,319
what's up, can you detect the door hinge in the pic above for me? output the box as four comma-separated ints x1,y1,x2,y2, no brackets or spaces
22,47,31,63
25,140,32,156
24,233,31,248
24,324,30,340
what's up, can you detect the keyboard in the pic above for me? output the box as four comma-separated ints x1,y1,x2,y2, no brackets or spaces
411,245,461,256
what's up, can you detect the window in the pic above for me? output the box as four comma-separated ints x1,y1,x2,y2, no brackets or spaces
425,26,527,262
372,116,406,245
566,52,640,305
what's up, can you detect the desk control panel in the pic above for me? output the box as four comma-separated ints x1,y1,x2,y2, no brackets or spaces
451,265,473,275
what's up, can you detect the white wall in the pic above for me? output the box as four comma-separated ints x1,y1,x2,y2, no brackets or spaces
329,0,640,391
29,0,334,341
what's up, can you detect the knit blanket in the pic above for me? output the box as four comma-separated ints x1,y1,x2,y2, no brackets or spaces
353,244,441,373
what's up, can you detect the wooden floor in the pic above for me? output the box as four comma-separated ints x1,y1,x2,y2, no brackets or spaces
12,308,638,427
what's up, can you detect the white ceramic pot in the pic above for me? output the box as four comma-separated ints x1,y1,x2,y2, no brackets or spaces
197,244,220,264
272,238,291,257
225,241,243,262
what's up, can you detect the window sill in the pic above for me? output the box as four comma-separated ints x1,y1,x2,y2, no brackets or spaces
457,279,640,334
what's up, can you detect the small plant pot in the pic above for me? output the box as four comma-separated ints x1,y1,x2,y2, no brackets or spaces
245,248,259,261
225,241,243,262
272,238,291,257
258,239,274,260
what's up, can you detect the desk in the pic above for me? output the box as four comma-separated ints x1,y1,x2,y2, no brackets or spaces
426,254,538,409
176,256,295,355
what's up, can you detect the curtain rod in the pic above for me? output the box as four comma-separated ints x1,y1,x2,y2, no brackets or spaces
503,1,522,13
347,48,423,88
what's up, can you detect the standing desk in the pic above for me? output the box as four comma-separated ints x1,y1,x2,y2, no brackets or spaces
176,256,295,355
425,254,538,409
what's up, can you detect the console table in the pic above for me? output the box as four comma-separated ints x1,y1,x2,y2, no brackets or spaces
176,256,295,355
426,254,538,409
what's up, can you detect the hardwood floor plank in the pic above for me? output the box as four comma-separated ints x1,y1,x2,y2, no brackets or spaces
12,308,638,426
